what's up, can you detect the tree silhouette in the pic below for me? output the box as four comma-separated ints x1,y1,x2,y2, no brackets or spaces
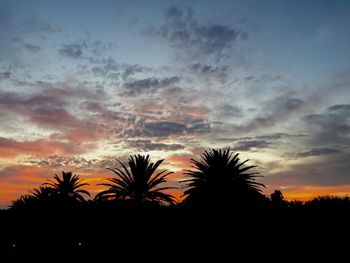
270,190,287,208
96,155,176,206
44,171,90,202
10,194,35,209
31,186,57,200
182,148,265,208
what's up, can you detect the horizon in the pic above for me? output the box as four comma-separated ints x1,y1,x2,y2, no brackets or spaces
1,0,350,208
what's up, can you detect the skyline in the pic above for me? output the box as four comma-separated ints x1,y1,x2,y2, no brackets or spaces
1,0,350,207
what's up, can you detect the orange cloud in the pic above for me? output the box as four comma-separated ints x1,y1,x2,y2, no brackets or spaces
0,137,93,158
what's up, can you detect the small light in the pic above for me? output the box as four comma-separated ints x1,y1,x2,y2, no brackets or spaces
12,243,16,248
78,242,82,246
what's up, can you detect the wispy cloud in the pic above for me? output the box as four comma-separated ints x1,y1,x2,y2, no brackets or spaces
122,76,180,96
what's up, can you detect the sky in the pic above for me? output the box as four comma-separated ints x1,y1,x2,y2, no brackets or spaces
1,0,350,207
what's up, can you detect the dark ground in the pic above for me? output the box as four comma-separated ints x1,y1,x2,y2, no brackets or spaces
1,204,349,262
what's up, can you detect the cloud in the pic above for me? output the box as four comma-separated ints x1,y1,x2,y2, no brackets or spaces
0,137,92,158
122,76,180,96
233,96,305,133
0,71,11,80
0,84,111,143
327,104,350,113
214,104,243,119
303,103,350,146
296,148,342,158
142,121,187,137
264,152,350,187
124,119,211,138
146,5,247,61
233,140,270,152
24,44,41,53
189,63,229,84
122,64,145,81
59,42,87,59
91,57,119,76
127,139,185,151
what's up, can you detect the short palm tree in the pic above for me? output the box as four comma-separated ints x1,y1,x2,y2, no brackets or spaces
10,194,35,209
182,149,265,207
31,186,57,200
44,171,90,202
96,155,176,205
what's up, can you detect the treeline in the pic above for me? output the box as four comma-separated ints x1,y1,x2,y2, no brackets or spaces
6,148,350,210
1,149,350,261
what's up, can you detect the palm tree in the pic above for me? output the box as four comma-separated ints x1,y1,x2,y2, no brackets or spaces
96,155,176,206
182,148,265,208
31,186,57,200
44,171,90,202
10,194,35,209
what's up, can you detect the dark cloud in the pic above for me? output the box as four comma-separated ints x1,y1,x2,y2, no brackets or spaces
303,104,350,146
122,64,145,81
143,121,187,137
186,119,211,134
264,152,350,187
296,148,342,158
327,104,350,113
256,133,306,140
146,5,247,61
0,71,11,80
127,139,185,151
189,63,229,84
58,39,116,62
91,57,119,76
59,43,87,59
90,59,148,79
89,40,116,56
233,140,270,152
122,76,180,96
125,119,210,138
24,44,41,53
234,96,305,133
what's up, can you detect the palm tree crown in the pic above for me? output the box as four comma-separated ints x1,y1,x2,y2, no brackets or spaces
96,155,176,205
44,171,90,202
182,149,265,207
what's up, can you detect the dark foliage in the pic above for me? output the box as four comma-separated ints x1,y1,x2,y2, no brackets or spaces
182,149,265,208
96,154,176,206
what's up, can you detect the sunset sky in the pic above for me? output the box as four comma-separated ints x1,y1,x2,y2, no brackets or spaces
1,0,350,207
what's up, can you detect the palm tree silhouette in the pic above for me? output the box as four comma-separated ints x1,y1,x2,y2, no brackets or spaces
96,155,176,206
44,171,90,202
182,148,265,208
31,186,57,200
10,194,35,209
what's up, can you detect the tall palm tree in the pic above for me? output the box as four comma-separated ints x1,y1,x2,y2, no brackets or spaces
44,171,90,202
96,155,176,205
182,149,265,207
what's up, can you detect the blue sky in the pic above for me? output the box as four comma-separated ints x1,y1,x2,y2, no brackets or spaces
1,0,350,206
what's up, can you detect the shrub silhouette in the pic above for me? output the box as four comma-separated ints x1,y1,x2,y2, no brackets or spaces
182,148,265,208
96,154,176,206
270,190,287,208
